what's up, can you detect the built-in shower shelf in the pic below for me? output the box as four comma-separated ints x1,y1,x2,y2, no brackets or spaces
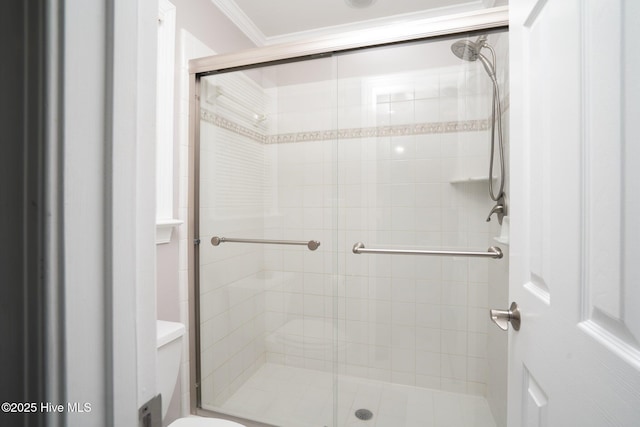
494,236,509,245
156,219,183,244
449,176,490,184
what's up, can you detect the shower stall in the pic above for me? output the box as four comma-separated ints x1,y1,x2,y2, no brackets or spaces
189,15,509,427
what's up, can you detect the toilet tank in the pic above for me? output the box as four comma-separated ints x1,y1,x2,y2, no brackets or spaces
156,320,185,419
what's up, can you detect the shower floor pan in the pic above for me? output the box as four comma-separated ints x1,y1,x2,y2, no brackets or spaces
205,363,497,427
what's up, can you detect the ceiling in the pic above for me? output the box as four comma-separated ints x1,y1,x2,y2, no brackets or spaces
211,0,507,46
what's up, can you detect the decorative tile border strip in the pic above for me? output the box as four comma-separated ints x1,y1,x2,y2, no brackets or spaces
201,109,266,144
201,108,492,145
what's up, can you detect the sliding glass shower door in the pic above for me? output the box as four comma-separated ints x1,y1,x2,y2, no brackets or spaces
333,36,508,426
196,56,340,425
194,29,509,427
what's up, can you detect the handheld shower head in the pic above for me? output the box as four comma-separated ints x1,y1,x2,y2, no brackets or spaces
451,39,481,61
450,35,506,207
450,36,496,80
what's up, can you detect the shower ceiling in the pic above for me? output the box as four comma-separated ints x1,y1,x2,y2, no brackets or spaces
211,0,508,45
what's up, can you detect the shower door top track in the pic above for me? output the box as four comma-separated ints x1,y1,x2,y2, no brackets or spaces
189,6,508,75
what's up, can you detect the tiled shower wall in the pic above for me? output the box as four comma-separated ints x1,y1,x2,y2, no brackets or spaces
262,68,497,396
199,74,269,407
198,34,508,407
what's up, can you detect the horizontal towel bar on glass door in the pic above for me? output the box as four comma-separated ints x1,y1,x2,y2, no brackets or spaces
211,236,321,251
352,242,503,259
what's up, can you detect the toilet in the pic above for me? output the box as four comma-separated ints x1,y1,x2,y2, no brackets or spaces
156,320,246,427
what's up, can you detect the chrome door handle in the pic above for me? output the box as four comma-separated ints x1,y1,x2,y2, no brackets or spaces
490,302,520,331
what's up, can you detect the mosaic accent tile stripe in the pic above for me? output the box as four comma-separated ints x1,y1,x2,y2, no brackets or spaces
201,108,492,145
201,109,266,144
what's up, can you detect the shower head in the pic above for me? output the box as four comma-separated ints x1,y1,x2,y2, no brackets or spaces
451,39,481,61
451,36,496,81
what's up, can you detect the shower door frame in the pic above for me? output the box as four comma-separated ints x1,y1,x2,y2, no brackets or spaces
187,6,509,424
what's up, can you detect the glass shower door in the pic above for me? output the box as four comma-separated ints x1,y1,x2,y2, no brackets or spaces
194,28,509,427
196,56,340,426
333,32,509,427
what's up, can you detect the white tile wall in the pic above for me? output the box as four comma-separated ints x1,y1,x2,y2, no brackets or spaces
257,68,496,396
199,72,271,407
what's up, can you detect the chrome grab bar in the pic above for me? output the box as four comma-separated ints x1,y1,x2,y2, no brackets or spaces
352,242,502,259
211,236,320,251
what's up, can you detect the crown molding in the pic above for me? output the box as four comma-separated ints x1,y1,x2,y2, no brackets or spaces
262,1,489,45
210,0,267,46
210,0,492,47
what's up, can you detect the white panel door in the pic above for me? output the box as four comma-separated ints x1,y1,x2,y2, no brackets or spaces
509,0,640,425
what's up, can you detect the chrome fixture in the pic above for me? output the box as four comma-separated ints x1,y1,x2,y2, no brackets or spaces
486,194,506,224
355,409,374,421
451,35,507,224
352,242,503,259
490,302,521,331
451,36,494,76
211,236,320,251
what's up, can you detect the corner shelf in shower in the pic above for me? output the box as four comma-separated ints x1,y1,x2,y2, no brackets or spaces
493,236,509,245
449,176,491,184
